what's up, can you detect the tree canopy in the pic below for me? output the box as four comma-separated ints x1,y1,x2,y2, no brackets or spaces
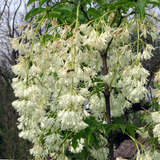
25,0,160,24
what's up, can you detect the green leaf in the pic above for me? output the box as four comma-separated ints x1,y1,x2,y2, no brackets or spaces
47,10,61,19
106,0,136,11
103,124,113,136
81,0,92,7
41,34,53,44
95,0,106,6
25,8,46,20
137,0,146,20
72,136,78,149
40,73,44,78
40,0,49,6
53,72,58,81
126,124,137,138
59,4,73,13
84,116,99,126
119,124,126,134
27,0,38,6
154,82,160,89
87,8,101,19
46,4,74,23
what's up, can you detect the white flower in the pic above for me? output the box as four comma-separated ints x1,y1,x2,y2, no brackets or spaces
10,38,19,50
154,71,160,83
30,144,43,156
89,94,105,118
90,147,108,160
58,93,86,108
12,61,27,77
151,112,160,123
11,22,154,158
153,124,160,141
70,138,85,153
40,117,54,129
57,110,87,131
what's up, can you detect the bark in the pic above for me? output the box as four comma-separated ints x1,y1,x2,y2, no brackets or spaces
100,11,123,160
100,49,114,160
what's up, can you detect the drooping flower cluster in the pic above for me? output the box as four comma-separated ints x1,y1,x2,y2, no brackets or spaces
11,21,153,159
151,71,160,144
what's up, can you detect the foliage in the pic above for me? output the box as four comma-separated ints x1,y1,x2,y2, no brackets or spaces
25,0,160,31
